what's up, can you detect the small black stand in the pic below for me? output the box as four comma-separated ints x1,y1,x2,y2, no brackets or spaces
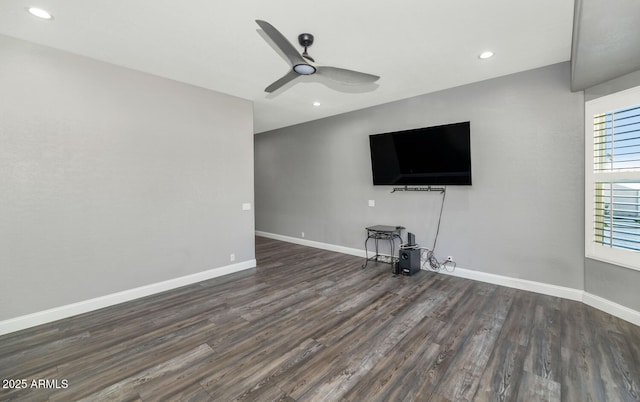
362,225,404,268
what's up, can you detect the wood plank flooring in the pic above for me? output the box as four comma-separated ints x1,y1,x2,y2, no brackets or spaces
1,236,639,401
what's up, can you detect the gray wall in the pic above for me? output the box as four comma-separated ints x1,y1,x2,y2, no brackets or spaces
585,259,640,311
255,62,585,289
0,35,255,321
584,70,640,311
584,69,640,101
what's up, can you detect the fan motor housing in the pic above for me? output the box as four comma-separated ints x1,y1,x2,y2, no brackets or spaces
298,33,314,47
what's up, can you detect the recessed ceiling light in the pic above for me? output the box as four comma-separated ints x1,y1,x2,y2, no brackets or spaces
27,7,53,19
479,51,494,59
312,101,321,107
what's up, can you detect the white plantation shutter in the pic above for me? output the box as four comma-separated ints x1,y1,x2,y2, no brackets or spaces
586,86,640,270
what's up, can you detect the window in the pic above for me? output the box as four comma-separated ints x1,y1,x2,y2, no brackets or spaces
586,85,640,270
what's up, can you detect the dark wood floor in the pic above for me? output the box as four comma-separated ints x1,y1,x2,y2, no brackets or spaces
1,237,639,401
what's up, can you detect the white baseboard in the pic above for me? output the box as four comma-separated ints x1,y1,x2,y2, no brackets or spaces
0,260,256,336
256,231,366,258
256,231,640,326
4,232,639,335
582,292,640,326
441,267,640,326
439,267,584,301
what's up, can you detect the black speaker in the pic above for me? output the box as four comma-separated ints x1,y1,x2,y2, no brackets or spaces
399,248,420,276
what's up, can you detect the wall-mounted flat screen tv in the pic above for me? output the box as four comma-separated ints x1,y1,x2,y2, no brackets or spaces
369,121,471,185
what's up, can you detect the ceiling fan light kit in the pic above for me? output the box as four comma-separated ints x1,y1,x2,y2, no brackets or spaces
255,19,380,93
293,64,316,75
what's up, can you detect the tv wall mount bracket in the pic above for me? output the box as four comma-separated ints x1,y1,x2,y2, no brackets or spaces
390,186,445,194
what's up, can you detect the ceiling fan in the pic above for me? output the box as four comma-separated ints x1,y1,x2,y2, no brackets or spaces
255,20,380,93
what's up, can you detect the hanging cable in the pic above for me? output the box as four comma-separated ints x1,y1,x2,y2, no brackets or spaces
419,187,456,272
431,187,447,251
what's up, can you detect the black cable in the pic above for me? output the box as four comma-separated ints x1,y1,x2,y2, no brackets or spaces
418,187,451,272
431,187,447,252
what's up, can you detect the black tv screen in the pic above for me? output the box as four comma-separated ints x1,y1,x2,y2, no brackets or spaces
369,121,471,185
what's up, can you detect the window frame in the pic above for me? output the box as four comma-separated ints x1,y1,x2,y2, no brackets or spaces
585,85,640,271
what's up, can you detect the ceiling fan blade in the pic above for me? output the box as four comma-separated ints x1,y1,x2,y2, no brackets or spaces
265,70,299,93
316,66,380,84
256,20,307,67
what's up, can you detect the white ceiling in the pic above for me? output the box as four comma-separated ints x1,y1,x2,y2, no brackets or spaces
0,1,575,133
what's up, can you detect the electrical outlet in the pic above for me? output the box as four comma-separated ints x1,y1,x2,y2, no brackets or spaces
368,200,375,207
446,256,453,263
230,253,235,262
301,232,305,238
